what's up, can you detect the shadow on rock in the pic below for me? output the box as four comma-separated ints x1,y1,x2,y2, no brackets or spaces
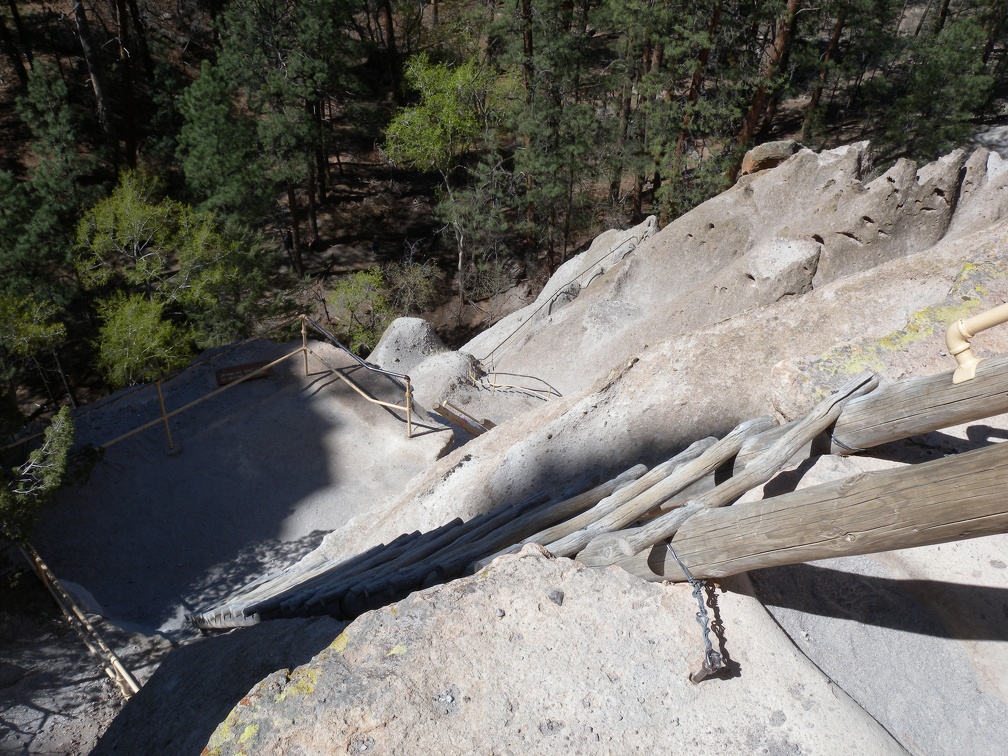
91,617,343,755
751,563,1008,641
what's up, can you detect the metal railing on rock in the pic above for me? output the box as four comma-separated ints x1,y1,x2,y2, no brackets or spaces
478,234,641,371
471,367,562,402
15,315,416,455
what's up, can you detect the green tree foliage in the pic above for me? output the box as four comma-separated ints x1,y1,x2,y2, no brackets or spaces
327,268,394,354
177,61,272,218
385,53,495,299
75,169,287,385
93,292,193,387
0,294,68,433
0,63,92,302
0,0,1002,408
0,407,74,542
327,258,442,354
385,258,442,314
877,16,994,161
177,0,364,273
385,54,487,176
75,169,179,291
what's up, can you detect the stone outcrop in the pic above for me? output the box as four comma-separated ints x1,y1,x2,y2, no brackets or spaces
368,317,446,375
200,549,904,755
739,139,802,175
77,142,1008,755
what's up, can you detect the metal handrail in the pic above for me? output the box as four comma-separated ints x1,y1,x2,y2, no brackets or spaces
99,347,309,449
303,317,411,383
20,541,141,699
476,370,562,402
306,347,413,434
478,234,641,369
0,317,302,454
67,314,416,452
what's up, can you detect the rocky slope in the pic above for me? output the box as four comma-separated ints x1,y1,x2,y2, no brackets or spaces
94,142,1008,754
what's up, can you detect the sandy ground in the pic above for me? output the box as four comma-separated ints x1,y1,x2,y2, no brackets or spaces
2,336,451,753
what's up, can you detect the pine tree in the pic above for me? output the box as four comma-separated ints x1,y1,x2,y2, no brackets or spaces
0,407,74,542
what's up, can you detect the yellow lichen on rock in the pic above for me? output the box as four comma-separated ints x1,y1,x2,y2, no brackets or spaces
329,631,350,653
275,667,319,703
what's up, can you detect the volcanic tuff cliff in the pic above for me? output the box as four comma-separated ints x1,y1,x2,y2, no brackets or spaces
96,142,1008,754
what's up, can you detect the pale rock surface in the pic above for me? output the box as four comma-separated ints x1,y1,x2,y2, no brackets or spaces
33,339,451,636
201,549,905,755
21,143,1008,754
92,617,343,755
947,148,1008,239
467,142,979,398
295,146,1008,756
406,350,482,412
323,216,1008,565
736,432,1008,756
464,215,658,367
740,139,802,175
368,316,446,375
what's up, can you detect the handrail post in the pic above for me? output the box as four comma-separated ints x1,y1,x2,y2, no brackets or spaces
156,380,175,452
301,315,309,377
946,302,1008,383
405,376,413,438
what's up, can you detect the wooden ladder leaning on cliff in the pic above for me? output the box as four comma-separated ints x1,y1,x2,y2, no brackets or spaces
189,306,1008,629
569,303,1008,581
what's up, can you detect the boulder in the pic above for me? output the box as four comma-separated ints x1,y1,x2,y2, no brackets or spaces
407,350,482,411
201,550,904,755
739,139,802,175
368,317,446,375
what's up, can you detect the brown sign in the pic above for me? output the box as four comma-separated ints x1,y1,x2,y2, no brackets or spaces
215,362,273,387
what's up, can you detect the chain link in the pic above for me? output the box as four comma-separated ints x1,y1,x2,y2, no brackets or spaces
667,541,724,683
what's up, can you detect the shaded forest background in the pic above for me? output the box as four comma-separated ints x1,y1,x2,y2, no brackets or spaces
0,0,1005,440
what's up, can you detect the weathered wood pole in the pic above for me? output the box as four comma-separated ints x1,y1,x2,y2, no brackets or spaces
576,371,878,566
632,437,1008,582
830,353,1008,454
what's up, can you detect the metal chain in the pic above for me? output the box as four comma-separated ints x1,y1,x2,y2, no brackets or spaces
667,541,725,683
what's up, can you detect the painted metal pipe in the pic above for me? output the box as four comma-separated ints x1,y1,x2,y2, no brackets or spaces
946,302,1008,383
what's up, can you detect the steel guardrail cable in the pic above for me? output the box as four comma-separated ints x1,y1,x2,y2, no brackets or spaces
479,234,641,369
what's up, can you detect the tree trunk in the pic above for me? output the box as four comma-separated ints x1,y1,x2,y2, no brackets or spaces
50,348,77,409
934,0,950,33
982,0,1006,66
381,0,399,97
126,0,154,77
632,174,644,219
307,167,319,241
608,29,633,203
287,183,304,275
520,0,536,241
73,0,120,166
311,98,327,203
6,0,31,62
800,10,846,143
728,0,802,183
675,0,723,160
0,14,28,87
914,0,934,36
115,0,137,166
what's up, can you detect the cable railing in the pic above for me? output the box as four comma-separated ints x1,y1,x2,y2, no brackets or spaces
302,317,413,436
5,315,416,456
472,368,563,402
478,234,641,371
